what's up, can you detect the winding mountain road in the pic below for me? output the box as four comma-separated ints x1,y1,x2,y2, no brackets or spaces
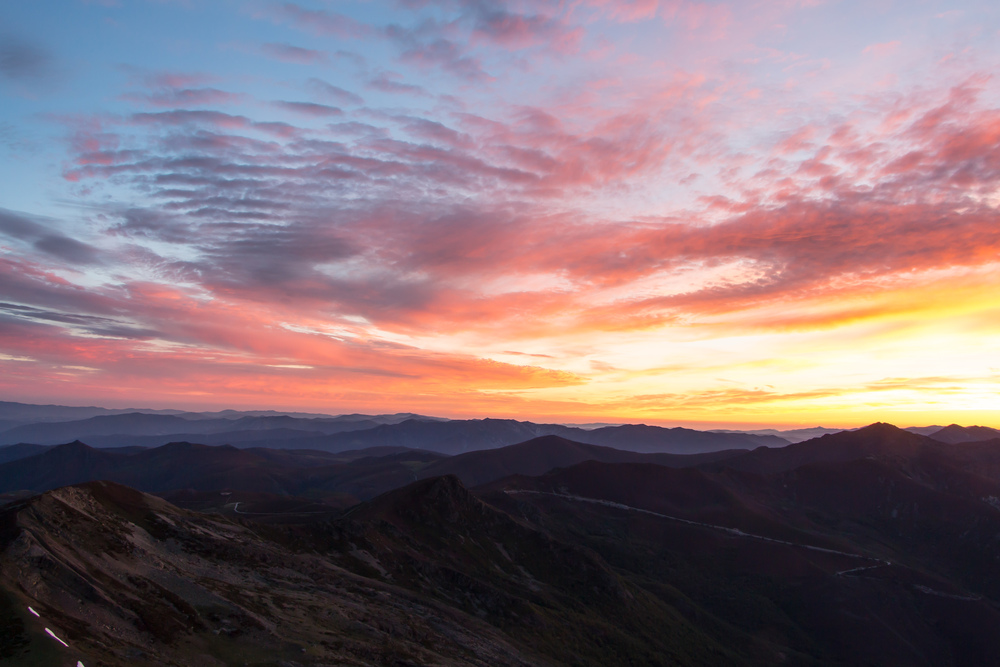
505,489,889,563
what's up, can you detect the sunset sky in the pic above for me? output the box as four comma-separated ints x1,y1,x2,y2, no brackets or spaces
1,0,999,427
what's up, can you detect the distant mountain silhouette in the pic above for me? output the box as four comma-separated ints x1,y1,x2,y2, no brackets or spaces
0,400,447,425
576,423,787,452
0,440,123,492
905,425,947,436
282,417,577,453
0,401,449,446
710,426,847,443
0,401,792,454
417,434,748,487
0,440,445,502
0,434,742,502
705,422,932,474
0,400,188,426
0,413,200,445
0,413,390,446
263,418,788,455
0,440,295,494
0,443,50,465
79,427,331,448
929,424,1000,444
8,423,1000,507
703,424,1000,497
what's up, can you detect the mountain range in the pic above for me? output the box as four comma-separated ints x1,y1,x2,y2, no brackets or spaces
6,401,993,459
0,403,791,454
0,437,749,504
3,421,1000,665
3,401,1000,665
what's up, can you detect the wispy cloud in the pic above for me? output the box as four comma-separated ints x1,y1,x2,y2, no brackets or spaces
0,35,52,81
260,42,328,65
272,100,343,117
263,2,372,38
0,209,102,265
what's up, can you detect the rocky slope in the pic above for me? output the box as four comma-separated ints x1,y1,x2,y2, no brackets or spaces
0,481,545,666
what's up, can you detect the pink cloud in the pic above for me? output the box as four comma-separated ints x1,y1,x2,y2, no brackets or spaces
774,125,816,155
660,1,733,40
397,37,492,81
31,25,1000,358
473,11,583,53
586,0,661,22
0,253,585,411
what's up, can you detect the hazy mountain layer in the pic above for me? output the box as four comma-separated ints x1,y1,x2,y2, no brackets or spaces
0,408,788,456
223,418,786,456
710,426,847,443
0,413,414,446
0,437,746,504
928,424,1000,444
415,435,748,487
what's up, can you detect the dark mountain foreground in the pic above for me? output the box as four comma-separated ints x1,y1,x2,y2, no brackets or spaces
0,477,796,666
0,443,49,465
2,423,1000,665
0,480,546,666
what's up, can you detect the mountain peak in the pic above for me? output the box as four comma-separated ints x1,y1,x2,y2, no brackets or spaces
854,422,905,434
45,440,108,458
57,439,92,449
711,421,931,474
351,474,486,528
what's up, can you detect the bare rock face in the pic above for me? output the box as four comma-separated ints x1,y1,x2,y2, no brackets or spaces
0,481,543,666
0,477,714,666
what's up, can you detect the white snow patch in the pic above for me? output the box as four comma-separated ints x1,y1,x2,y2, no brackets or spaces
45,627,69,647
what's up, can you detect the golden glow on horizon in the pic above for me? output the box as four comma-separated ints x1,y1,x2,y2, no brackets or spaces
2,266,997,428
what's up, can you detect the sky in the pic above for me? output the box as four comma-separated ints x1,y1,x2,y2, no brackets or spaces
0,0,999,428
